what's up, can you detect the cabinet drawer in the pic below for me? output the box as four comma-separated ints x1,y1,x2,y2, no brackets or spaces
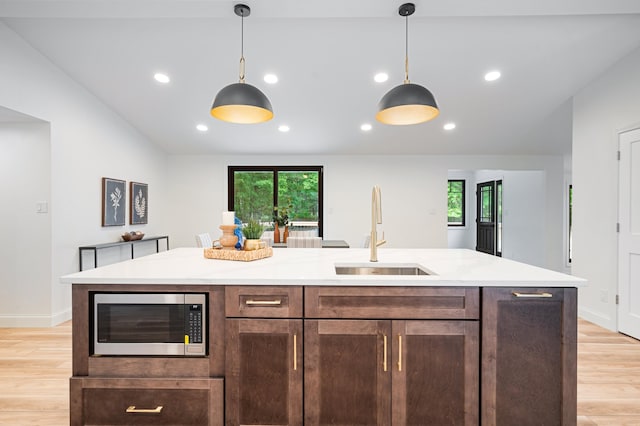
70,377,223,426
226,286,303,318
305,286,479,319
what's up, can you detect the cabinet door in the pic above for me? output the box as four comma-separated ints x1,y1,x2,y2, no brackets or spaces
226,319,302,426
392,320,479,426
305,320,391,426
482,287,577,426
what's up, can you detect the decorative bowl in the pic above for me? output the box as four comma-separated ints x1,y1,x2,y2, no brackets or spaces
122,231,145,242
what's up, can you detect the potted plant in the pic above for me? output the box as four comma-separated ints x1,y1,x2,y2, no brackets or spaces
273,205,291,243
242,219,265,250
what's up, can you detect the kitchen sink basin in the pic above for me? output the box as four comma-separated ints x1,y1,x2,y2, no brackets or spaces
335,264,431,276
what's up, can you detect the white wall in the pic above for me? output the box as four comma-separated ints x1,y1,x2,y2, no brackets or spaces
447,170,474,249
502,171,546,267
0,123,51,325
166,154,567,271
573,45,640,331
167,155,449,251
0,22,168,326
450,156,566,272
448,170,547,268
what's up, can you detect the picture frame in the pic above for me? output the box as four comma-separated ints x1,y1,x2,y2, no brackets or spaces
102,177,126,226
130,182,148,225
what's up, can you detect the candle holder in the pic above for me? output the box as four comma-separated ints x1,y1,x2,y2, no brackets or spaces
219,225,238,250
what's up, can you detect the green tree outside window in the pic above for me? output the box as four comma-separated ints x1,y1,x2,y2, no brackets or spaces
448,180,465,226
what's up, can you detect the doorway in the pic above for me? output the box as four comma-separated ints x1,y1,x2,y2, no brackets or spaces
618,127,640,340
476,180,502,256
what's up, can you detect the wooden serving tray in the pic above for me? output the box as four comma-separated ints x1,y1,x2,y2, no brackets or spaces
204,247,273,262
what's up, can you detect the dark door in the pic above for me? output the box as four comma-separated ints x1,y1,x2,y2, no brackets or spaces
392,320,479,426
304,319,391,426
476,181,495,254
225,319,303,426
481,287,577,425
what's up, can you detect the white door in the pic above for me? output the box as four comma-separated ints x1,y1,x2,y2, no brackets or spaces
618,127,640,339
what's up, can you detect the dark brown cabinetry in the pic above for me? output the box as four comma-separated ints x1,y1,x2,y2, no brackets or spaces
305,319,392,425
70,377,223,426
225,286,304,426
70,284,225,426
392,320,479,425
71,283,577,426
304,287,480,426
482,287,577,426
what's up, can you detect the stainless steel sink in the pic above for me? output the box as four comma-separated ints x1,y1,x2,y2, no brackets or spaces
335,264,431,276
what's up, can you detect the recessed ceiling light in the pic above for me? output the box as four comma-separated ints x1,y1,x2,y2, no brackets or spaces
196,124,208,132
443,122,456,130
264,74,278,84
278,125,290,132
374,73,389,83
154,73,170,84
360,123,372,131
484,70,501,82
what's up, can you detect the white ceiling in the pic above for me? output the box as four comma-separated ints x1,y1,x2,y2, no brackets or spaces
2,0,640,156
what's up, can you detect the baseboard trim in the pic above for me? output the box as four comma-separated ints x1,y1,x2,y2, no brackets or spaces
0,309,71,327
578,307,616,332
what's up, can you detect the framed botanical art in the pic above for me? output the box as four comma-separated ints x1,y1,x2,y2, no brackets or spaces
130,182,148,224
102,177,126,226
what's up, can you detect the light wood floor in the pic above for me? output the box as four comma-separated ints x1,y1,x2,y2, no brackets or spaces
0,319,638,425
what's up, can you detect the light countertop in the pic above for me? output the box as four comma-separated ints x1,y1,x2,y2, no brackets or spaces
60,247,586,288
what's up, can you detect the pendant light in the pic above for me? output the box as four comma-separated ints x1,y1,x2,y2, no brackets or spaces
211,4,273,124
376,3,439,125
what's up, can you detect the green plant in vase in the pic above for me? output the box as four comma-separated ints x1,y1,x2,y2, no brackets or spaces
273,204,291,243
272,206,290,227
242,219,265,250
242,219,264,239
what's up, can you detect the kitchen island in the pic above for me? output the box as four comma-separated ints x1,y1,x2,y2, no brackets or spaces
62,247,584,426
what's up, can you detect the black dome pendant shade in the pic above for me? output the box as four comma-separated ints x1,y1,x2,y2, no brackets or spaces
376,3,439,125
211,82,273,124
211,4,273,124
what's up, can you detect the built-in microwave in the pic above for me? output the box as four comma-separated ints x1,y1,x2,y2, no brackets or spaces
93,293,206,356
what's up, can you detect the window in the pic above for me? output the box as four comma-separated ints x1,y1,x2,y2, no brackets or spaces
447,180,465,226
228,166,323,236
568,184,572,264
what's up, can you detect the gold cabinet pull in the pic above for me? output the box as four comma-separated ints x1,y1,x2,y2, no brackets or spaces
383,335,388,372
512,292,553,298
397,335,402,372
293,334,297,371
126,405,163,414
245,299,282,306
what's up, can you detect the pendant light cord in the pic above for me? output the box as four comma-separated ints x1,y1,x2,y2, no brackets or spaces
404,14,410,84
239,9,246,83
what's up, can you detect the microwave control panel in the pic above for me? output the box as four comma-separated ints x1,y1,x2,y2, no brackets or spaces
187,304,203,344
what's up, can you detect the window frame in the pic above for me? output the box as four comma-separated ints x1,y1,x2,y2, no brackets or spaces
227,165,324,237
447,179,466,227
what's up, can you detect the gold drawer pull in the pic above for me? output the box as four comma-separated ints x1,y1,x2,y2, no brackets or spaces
398,335,402,372
293,334,297,371
245,299,282,306
383,335,388,372
512,292,553,298
126,405,163,414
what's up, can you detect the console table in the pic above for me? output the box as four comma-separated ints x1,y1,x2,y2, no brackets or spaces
78,235,169,271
